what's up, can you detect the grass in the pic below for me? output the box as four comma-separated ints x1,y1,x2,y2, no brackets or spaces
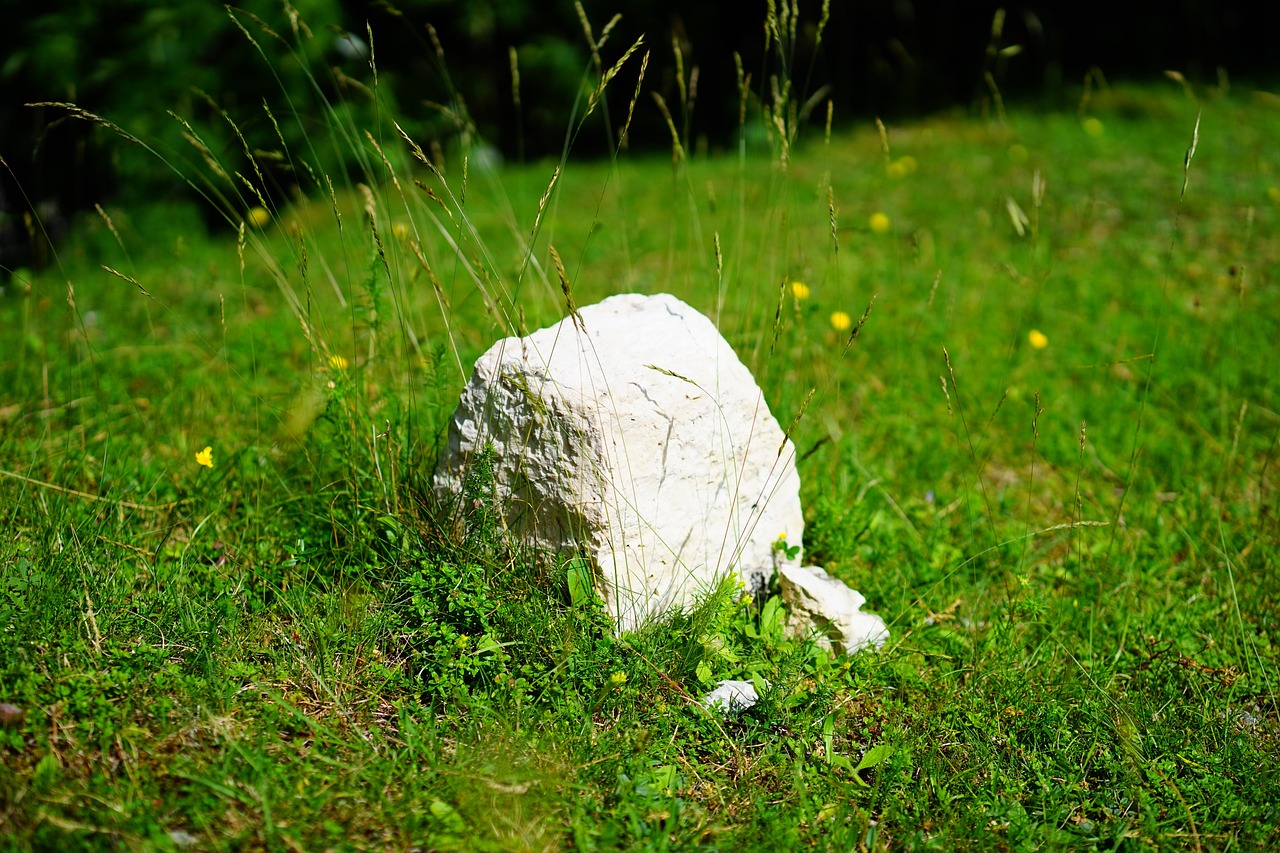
2,66,1279,850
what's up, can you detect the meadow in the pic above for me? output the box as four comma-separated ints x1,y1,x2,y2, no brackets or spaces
1,56,1278,851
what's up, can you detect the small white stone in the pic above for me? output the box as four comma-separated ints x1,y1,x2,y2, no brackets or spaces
434,293,803,633
779,564,889,654
702,679,764,713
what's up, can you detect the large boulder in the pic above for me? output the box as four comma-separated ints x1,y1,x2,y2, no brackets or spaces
433,293,803,633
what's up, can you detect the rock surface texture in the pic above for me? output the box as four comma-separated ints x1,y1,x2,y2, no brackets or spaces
779,564,890,654
433,293,803,633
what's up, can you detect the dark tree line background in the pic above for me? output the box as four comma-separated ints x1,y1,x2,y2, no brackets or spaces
0,0,1270,271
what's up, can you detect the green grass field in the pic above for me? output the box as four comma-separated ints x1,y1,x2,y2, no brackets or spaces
2,79,1278,850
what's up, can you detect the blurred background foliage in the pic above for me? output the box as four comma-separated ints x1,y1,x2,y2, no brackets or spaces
3,0,360,258
0,0,1269,270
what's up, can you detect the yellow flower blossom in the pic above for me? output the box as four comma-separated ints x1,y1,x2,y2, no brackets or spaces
610,671,628,685
1028,329,1049,349
886,155,918,178
830,311,852,332
328,354,349,371
247,206,270,228
195,446,214,468
1083,117,1104,138
789,280,811,300
869,211,891,233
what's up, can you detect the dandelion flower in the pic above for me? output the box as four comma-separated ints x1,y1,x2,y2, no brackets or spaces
195,446,214,468
328,354,349,371
247,206,270,228
1028,329,1049,349
1083,117,1104,138
789,280,811,300
869,212,891,233
830,311,852,332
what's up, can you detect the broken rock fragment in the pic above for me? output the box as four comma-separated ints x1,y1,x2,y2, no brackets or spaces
779,564,889,654
701,679,764,714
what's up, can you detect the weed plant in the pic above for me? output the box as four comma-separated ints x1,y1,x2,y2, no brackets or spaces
1,4,1278,850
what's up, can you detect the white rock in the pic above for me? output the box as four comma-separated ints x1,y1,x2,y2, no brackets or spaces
168,830,200,848
433,293,803,633
779,564,889,654
702,679,764,714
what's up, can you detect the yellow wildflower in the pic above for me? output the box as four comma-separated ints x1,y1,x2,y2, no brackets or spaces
610,671,628,685
869,212,891,233
830,311,852,332
392,222,410,240
1083,117,1104,138
789,280,811,300
886,155,918,178
195,446,214,468
247,206,270,228
328,354,349,371
1028,329,1048,349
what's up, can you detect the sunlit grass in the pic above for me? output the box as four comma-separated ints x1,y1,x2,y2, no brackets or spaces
1,81,1278,849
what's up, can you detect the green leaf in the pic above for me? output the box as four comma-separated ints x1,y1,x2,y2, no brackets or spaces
32,753,61,792
696,660,713,684
474,634,503,655
429,799,465,833
760,595,784,639
851,744,894,786
566,558,593,608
